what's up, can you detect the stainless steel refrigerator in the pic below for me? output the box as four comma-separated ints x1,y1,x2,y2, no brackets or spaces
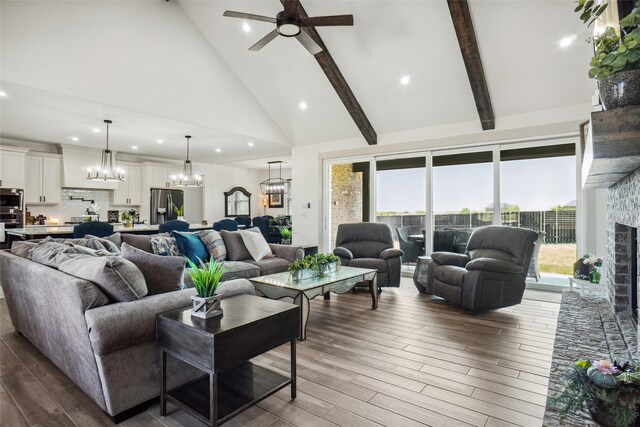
150,188,184,225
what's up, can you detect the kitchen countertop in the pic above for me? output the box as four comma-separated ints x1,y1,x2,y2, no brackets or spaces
7,223,211,237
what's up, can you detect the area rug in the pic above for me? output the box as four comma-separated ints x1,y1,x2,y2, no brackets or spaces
543,291,638,426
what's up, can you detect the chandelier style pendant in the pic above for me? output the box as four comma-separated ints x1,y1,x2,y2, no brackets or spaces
260,161,288,195
87,120,126,182
170,135,202,187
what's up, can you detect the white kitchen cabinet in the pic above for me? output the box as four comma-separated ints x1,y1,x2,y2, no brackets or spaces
61,145,118,190
0,150,25,189
24,154,62,205
147,165,186,188
112,164,142,206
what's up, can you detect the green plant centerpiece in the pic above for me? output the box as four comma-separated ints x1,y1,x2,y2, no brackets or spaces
172,203,185,221
552,359,640,427
186,257,228,319
120,209,137,227
279,227,293,245
288,253,341,281
575,0,640,109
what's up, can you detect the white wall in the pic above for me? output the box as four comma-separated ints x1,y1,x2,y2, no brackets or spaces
202,165,263,223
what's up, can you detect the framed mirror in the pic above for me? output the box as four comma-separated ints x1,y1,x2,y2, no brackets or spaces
224,187,251,217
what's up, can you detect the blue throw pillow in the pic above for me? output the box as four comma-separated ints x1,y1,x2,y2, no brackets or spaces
172,231,209,264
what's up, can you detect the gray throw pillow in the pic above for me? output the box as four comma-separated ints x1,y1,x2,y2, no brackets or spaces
220,228,260,261
121,242,185,295
86,233,122,249
58,254,148,302
64,237,120,254
150,235,179,256
121,233,153,253
199,230,227,261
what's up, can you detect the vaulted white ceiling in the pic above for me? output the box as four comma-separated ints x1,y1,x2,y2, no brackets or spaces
1,0,595,161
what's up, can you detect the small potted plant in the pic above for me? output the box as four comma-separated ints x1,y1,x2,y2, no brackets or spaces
173,203,185,221
583,253,603,284
575,0,640,109
279,227,293,245
553,359,640,427
185,257,227,319
120,209,136,228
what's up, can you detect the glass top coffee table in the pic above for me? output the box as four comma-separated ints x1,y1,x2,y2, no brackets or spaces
250,266,378,340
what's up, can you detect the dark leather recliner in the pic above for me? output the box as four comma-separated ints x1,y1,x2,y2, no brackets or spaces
333,223,403,288
425,226,538,311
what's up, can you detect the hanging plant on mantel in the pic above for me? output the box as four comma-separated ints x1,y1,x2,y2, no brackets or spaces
575,0,640,109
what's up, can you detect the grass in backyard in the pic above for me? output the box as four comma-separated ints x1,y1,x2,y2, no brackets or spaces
538,243,576,275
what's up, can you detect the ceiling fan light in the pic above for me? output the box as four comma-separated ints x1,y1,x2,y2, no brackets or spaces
278,23,301,37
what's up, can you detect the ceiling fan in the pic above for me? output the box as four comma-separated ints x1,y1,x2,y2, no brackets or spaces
223,0,353,55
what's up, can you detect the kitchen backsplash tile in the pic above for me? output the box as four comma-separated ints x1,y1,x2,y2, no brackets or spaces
25,189,136,224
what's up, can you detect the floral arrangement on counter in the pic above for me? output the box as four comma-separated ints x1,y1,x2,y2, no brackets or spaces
552,359,640,427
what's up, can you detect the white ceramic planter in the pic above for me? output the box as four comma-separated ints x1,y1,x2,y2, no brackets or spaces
191,294,223,319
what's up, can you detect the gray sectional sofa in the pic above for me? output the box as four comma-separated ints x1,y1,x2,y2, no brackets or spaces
0,232,303,421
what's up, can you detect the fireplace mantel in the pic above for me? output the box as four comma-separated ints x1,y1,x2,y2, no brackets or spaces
582,105,640,189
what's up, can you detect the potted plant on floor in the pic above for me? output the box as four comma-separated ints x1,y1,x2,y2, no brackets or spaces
553,359,640,426
279,227,293,245
186,257,227,319
120,209,136,228
575,0,640,109
173,203,185,221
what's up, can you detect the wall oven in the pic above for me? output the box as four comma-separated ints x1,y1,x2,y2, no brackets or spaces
0,188,25,229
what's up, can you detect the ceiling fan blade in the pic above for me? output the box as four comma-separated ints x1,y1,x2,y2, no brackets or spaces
249,29,279,51
299,15,354,27
223,11,276,24
283,0,299,17
295,29,322,55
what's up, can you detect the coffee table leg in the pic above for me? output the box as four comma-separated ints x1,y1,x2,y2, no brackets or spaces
290,338,297,400
370,274,378,309
293,293,310,341
160,349,167,416
323,292,330,300
210,372,218,427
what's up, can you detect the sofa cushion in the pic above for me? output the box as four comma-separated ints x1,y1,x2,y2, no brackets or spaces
245,257,289,275
58,254,148,302
150,235,179,256
172,231,209,263
121,233,153,253
240,230,273,261
434,265,466,287
121,242,185,295
199,229,226,261
220,228,260,261
10,240,38,258
87,233,122,250
221,261,260,280
348,257,389,272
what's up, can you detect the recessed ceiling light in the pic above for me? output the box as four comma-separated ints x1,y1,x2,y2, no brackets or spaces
0,91,7,97
71,137,79,141
248,142,254,147
131,145,138,150
156,139,163,143
400,75,411,85
299,101,308,110
242,22,251,33
92,128,101,133
558,34,577,48
215,148,221,153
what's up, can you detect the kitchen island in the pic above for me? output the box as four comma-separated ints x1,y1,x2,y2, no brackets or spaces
6,223,212,242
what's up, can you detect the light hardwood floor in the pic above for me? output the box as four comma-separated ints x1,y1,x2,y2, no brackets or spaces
0,278,561,427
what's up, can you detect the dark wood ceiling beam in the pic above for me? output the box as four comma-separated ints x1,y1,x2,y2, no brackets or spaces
282,0,377,145
447,0,495,131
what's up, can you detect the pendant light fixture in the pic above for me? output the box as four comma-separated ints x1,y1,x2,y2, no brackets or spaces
260,161,288,194
86,120,126,182
170,135,202,187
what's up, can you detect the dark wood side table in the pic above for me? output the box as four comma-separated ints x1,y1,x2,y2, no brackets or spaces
156,294,299,426
298,245,318,256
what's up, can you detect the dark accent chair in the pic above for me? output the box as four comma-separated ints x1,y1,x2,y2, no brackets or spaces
73,221,114,238
396,227,422,263
262,215,274,220
158,220,189,234
333,223,403,288
527,231,546,281
212,219,238,232
424,226,538,311
252,216,281,244
234,216,252,228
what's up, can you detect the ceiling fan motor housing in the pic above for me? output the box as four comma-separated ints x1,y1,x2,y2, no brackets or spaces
276,11,301,37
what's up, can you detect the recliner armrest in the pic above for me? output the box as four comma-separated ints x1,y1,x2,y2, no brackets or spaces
379,248,403,260
466,258,523,274
430,252,470,267
333,247,353,260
